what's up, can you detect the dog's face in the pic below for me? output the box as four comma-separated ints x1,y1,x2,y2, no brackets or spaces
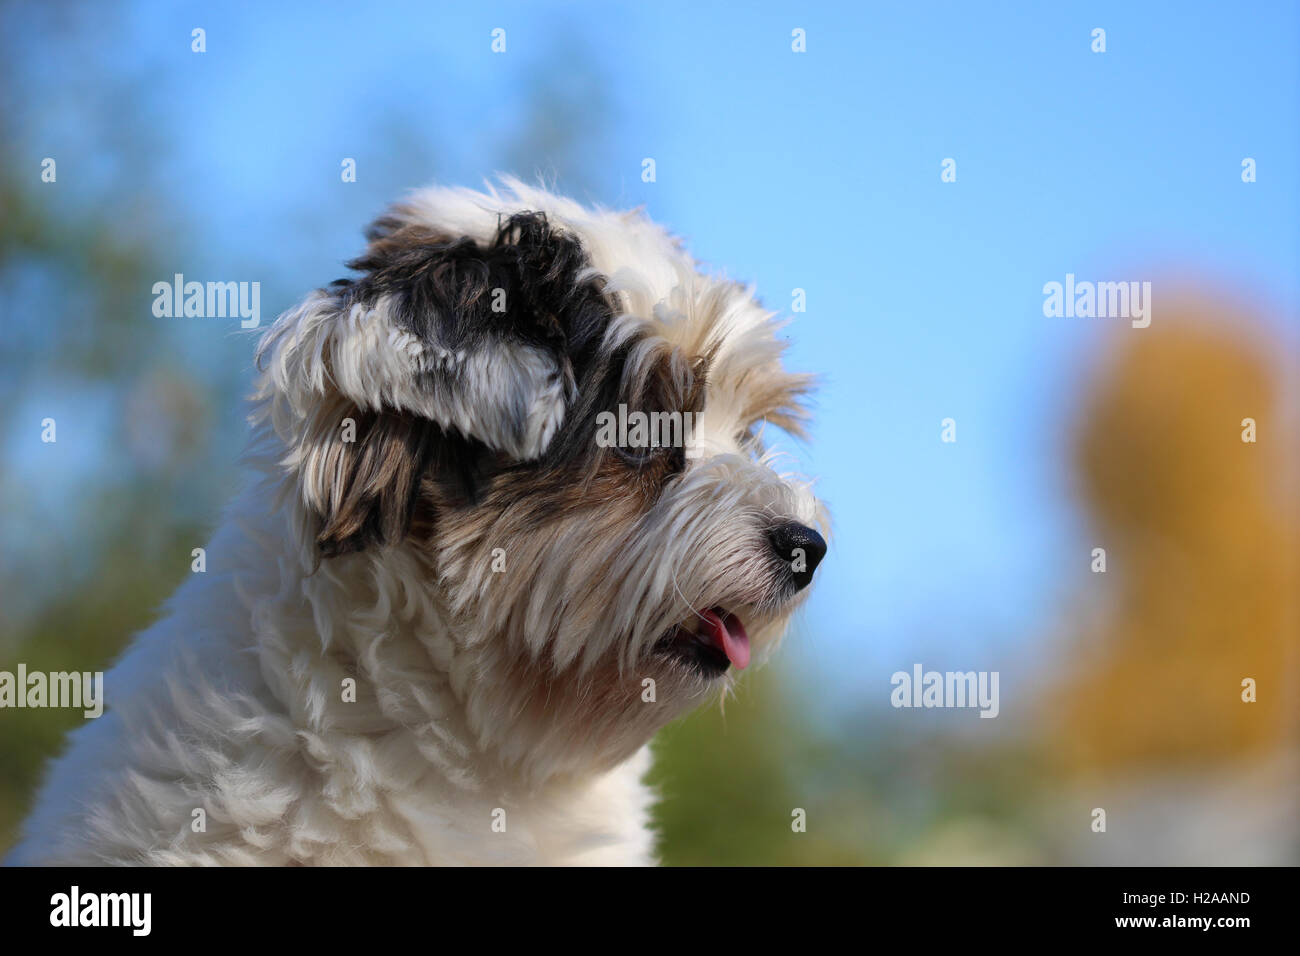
256,181,826,779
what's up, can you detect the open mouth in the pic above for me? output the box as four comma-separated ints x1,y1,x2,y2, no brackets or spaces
656,607,750,678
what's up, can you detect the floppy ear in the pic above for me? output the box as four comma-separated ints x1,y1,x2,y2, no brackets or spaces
332,208,616,460
337,209,613,460
267,211,614,555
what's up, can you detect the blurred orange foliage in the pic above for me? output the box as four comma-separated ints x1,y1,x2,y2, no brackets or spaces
1059,294,1297,770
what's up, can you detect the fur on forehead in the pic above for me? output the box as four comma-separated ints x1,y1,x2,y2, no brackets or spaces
386,177,814,436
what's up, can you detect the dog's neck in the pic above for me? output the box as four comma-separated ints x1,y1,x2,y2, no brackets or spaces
227,469,654,801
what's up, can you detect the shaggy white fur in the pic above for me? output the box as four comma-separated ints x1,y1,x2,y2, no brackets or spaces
9,180,825,865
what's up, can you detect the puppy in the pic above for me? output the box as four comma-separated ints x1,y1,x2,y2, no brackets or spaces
10,179,827,865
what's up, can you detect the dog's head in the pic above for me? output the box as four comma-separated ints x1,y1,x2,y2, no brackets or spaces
255,180,827,778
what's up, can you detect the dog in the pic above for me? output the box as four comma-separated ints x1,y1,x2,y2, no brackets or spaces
9,179,826,865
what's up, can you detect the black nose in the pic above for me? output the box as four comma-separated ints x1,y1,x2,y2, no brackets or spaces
767,522,826,591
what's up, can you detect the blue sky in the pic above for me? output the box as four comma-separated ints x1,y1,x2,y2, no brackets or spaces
10,1,1298,710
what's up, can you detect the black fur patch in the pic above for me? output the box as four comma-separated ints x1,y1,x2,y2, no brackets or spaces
337,211,613,379
315,211,625,555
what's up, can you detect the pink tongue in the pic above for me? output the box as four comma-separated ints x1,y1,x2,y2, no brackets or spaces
701,609,750,670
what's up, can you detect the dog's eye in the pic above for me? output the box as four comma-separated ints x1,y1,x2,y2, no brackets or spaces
611,443,686,478
612,445,657,467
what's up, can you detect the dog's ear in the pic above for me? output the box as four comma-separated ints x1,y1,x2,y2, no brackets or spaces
264,210,614,556
335,210,613,460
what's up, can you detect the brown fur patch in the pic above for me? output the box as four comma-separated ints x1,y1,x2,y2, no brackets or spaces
314,406,441,557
